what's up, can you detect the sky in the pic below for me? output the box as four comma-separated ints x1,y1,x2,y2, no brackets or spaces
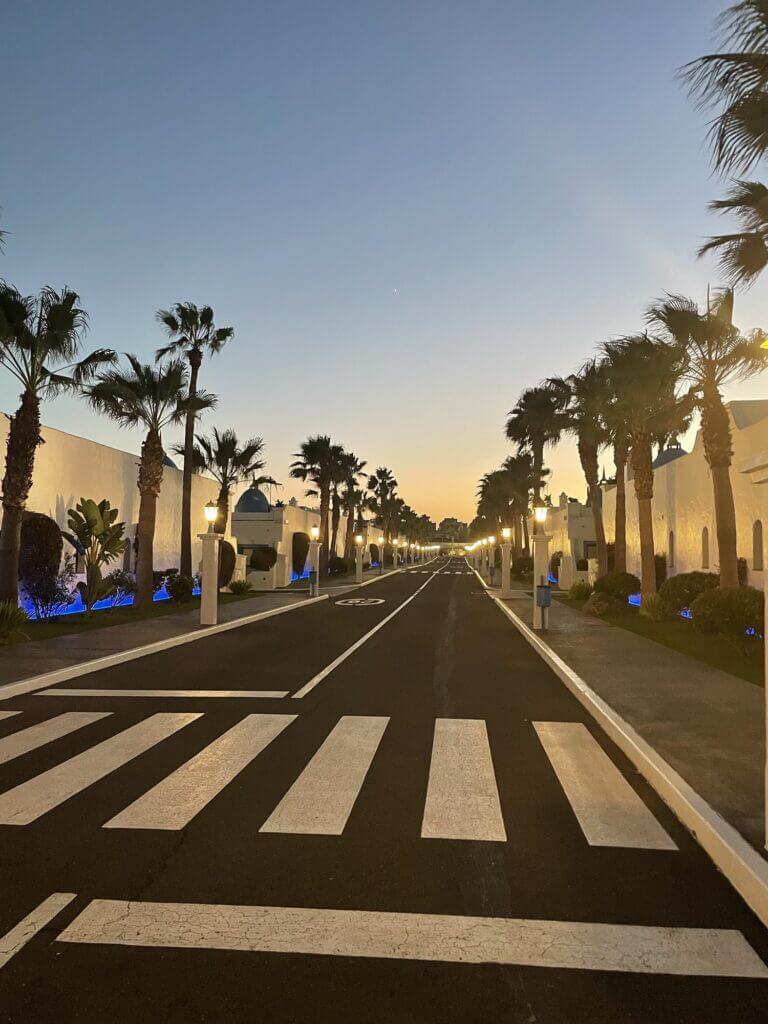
2,0,767,525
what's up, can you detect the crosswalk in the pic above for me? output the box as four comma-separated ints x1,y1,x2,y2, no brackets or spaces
0,711,676,847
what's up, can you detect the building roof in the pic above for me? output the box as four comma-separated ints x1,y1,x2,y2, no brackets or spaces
652,445,687,469
729,399,768,431
234,485,270,514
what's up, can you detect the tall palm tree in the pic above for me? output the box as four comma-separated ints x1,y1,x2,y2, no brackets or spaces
339,452,367,559
600,367,634,573
698,180,768,286
501,452,537,556
252,474,282,504
179,428,265,535
367,467,398,541
505,384,563,531
602,337,691,597
476,470,514,538
548,361,611,576
327,444,347,559
0,284,115,602
647,289,766,586
87,357,215,610
290,435,336,571
156,303,233,575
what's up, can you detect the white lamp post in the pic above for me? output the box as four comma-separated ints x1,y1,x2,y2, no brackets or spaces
392,537,399,570
378,536,385,575
488,534,496,582
309,524,321,597
532,503,551,630
355,534,364,583
198,500,222,626
501,526,512,598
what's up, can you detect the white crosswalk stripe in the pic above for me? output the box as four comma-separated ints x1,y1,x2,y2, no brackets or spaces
0,712,111,767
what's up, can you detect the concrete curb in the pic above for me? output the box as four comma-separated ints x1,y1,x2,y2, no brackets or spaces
0,595,329,702
489,591,768,930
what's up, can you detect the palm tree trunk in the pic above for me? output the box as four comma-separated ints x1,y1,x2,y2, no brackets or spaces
319,482,331,573
579,439,608,577
701,385,739,588
513,508,522,558
215,483,229,536
532,442,543,534
0,391,42,603
522,513,530,555
179,351,202,576
632,436,656,596
343,505,355,561
330,491,341,558
613,440,628,574
135,428,164,611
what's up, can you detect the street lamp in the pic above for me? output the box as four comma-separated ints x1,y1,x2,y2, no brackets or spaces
500,527,512,598
534,503,548,526
392,537,399,569
532,504,551,631
198,501,222,625
204,500,218,533
309,524,321,597
379,536,384,575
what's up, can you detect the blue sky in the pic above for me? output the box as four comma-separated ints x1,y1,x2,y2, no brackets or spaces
2,0,765,522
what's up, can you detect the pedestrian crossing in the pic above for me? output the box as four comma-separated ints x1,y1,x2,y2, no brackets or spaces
0,711,675,848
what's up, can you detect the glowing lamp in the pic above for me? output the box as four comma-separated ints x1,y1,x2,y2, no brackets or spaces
204,501,218,531
489,535,496,545
310,525,320,541
355,534,363,546
534,504,548,525
501,527,511,541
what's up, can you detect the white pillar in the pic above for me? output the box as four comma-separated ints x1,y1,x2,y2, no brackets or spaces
501,542,512,599
198,532,222,626
355,543,363,583
308,539,321,597
393,544,398,570
532,532,551,630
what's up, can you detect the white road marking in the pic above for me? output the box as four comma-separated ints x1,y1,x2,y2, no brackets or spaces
35,689,288,699
104,714,296,830
421,719,506,841
260,716,388,835
0,893,77,972
0,712,111,766
0,713,200,825
534,722,677,850
292,567,445,699
0,711,20,721
57,899,768,977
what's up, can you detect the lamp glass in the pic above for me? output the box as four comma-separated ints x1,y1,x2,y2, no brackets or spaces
204,501,217,524
502,527,511,540
489,535,496,545
310,525,320,540
534,505,548,524
355,534,363,545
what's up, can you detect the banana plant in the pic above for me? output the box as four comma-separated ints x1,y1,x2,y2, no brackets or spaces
67,498,128,612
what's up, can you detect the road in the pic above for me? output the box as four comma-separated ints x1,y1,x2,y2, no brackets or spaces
0,557,767,1023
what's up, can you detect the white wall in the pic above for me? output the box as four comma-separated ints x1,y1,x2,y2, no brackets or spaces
0,417,221,571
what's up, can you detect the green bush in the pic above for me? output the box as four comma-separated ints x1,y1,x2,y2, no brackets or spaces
228,578,253,595
369,543,380,565
23,557,76,620
584,591,627,617
154,569,178,593
218,540,236,589
0,601,30,644
328,555,349,575
690,586,764,639
18,512,63,592
105,569,136,607
549,550,563,580
569,580,593,601
594,571,641,601
738,557,748,586
655,553,667,589
640,593,669,622
511,556,533,577
166,574,195,602
249,546,277,571
659,572,719,614
292,532,310,577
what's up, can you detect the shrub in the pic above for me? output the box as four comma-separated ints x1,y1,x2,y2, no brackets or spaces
511,556,534,578
576,558,588,571
369,543,380,566
655,553,667,589
328,555,349,575
0,601,30,645
292,532,310,577
549,550,563,580
166,574,195,602
23,557,76,620
363,561,371,571
738,557,748,586
606,542,615,572
153,568,178,594
105,569,136,607
18,512,63,592
228,579,253,595
76,566,115,614
249,546,277,572
584,591,627,617
569,580,593,601
659,572,719,614
691,586,764,641
594,571,641,601
218,540,236,589
640,593,669,622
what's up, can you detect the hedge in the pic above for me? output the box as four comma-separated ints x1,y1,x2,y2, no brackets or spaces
690,586,763,639
659,571,719,614
594,571,641,601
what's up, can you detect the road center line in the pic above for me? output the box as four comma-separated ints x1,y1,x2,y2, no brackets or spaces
291,566,445,699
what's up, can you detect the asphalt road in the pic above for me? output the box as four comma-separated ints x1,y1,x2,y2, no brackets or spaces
0,557,767,1023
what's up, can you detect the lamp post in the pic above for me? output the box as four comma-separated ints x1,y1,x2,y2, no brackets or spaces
532,503,551,630
488,534,496,584
198,500,222,626
309,524,321,597
501,526,512,598
378,536,384,575
392,537,399,570
355,534,364,583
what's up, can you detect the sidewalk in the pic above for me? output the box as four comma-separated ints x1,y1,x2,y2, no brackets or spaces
0,590,310,689
492,584,766,853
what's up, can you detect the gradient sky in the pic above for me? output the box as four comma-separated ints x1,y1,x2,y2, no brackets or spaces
3,0,767,524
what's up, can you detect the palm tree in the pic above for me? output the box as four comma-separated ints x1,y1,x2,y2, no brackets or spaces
179,428,265,535
156,303,233,575
600,368,634,573
0,284,115,602
87,357,215,610
501,452,537,557
367,467,398,541
505,384,563,531
647,289,766,586
327,444,347,559
548,361,611,576
601,337,691,597
698,180,768,286
339,452,367,559
476,470,514,538
252,474,282,504
290,436,336,571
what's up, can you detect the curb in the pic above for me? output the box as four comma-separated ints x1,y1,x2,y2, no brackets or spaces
490,591,768,930
0,595,329,702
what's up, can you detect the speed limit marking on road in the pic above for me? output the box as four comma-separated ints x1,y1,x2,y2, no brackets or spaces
336,598,386,606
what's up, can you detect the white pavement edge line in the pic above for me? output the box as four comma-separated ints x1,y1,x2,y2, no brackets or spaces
491,593,768,931
0,595,328,703
0,892,77,971
292,564,446,699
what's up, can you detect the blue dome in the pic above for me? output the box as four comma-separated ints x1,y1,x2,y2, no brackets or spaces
235,485,270,513
163,453,178,468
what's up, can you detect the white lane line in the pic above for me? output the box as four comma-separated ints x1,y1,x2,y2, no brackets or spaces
0,711,20,720
0,712,112,766
35,689,288,699
57,899,768,977
104,714,297,830
534,722,677,850
292,566,445,699
0,893,77,971
0,713,201,825
260,716,388,835
421,719,506,841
